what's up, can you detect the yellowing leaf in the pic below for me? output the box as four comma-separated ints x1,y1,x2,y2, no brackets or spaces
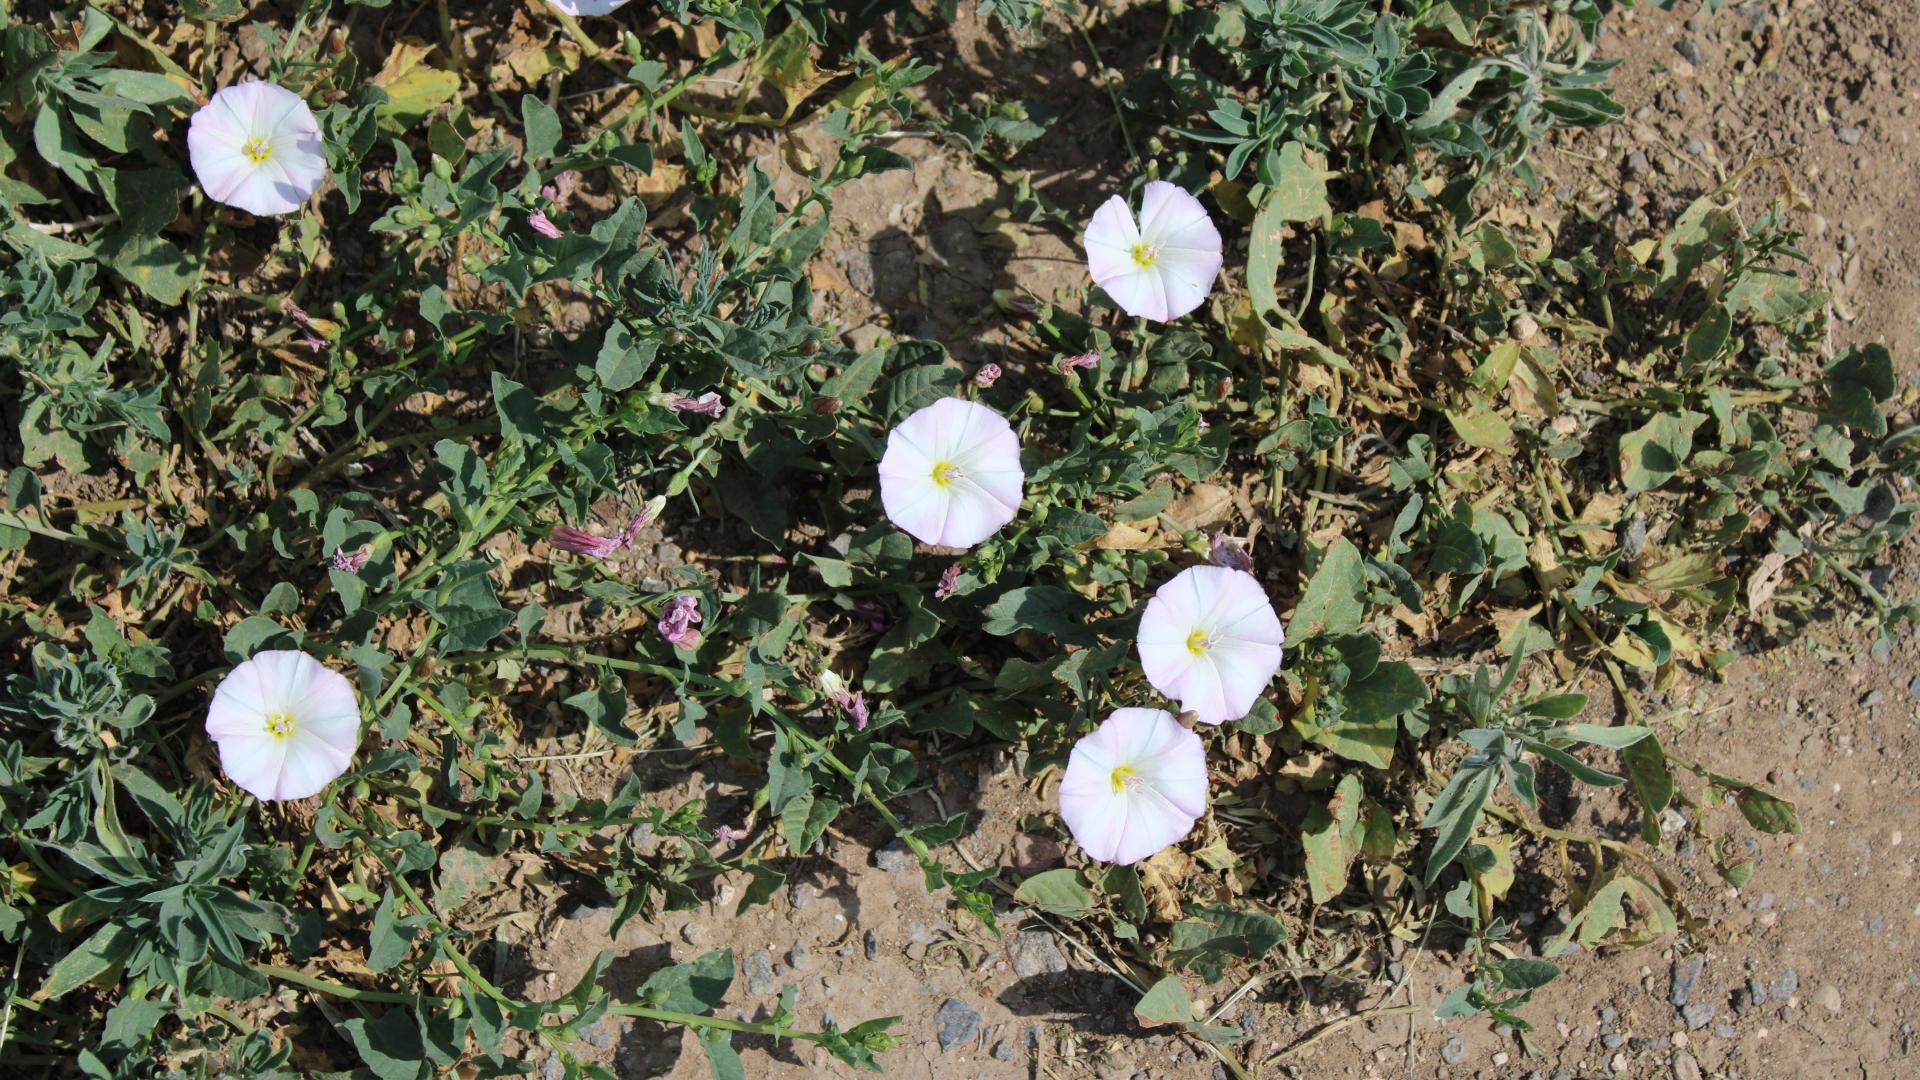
373,41,460,123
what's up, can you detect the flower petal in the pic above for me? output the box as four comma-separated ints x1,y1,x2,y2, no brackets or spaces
1058,709,1206,865
213,734,290,802
1095,265,1172,322
879,399,1023,549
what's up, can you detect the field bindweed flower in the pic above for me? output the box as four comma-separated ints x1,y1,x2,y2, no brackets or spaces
935,562,963,600
975,363,1002,388
1057,708,1207,865
1083,181,1223,323
545,0,634,14
818,671,872,731
878,397,1024,549
659,594,702,649
1058,350,1099,373
205,651,361,802
549,497,664,559
542,170,579,207
1208,531,1253,573
713,823,750,842
669,392,724,417
1137,566,1284,726
328,546,369,574
527,210,563,238
187,82,329,217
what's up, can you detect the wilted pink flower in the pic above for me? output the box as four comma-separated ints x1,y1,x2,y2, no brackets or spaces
328,546,370,574
818,671,873,731
1208,531,1253,573
549,523,622,559
935,562,962,600
659,594,703,649
301,332,327,352
670,392,724,417
975,363,1002,388
1059,351,1099,372
284,302,328,352
713,824,749,842
528,210,563,239
549,497,664,560
542,170,580,207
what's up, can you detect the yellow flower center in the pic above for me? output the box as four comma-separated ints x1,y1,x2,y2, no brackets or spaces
1186,629,1212,656
242,136,274,164
1109,764,1137,793
265,711,297,739
1130,242,1157,268
930,461,960,488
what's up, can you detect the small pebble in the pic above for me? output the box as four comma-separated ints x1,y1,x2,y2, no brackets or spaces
864,929,880,961
1441,1037,1467,1064
1683,1002,1716,1029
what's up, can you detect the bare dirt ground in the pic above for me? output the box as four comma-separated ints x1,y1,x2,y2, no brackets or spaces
499,4,1920,1078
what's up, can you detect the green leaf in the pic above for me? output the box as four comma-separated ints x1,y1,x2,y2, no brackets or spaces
596,321,658,391
366,889,414,972
1421,763,1495,885
1013,868,1096,918
981,586,1099,645
1288,539,1365,640
1491,957,1560,991
1825,343,1895,436
1301,774,1363,903
1621,735,1673,844
882,362,963,422
1247,144,1330,319
1683,303,1732,370
1344,660,1429,719
779,791,840,854
1545,723,1651,749
638,948,735,1014
1445,406,1513,455
1166,905,1285,984
521,94,562,162
340,1007,430,1080
1618,411,1704,492
1728,781,1801,835
39,922,135,999
699,1027,748,1080
1134,975,1197,1027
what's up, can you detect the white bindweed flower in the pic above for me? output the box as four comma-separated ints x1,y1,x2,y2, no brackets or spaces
187,82,328,216
546,0,633,14
205,651,361,801
1057,708,1208,865
1083,181,1223,322
878,397,1023,549
1136,566,1284,726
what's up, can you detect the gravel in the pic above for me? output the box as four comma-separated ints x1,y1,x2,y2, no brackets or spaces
1674,1049,1703,1080
1671,954,1706,1007
991,1040,1014,1062
864,929,880,961
1773,969,1800,999
935,999,982,1053
1009,930,1070,978
787,940,810,971
1441,1037,1467,1064
1682,1002,1716,1030
745,951,775,995
1838,125,1865,145
680,923,706,945
873,841,916,872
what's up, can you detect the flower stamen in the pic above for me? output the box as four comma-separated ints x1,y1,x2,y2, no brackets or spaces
1130,241,1157,269
242,136,274,164
1109,764,1138,793
264,711,297,739
930,461,961,488
1186,628,1212,657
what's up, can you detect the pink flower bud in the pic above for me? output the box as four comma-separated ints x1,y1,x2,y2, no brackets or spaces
549,523,621,559
668,392,724,417
527,210,563,239
935,563,962,600
328,546,370,573
1059,350,1099,372
1208,531,1253,573
658,594,703,649
975,363,1002,388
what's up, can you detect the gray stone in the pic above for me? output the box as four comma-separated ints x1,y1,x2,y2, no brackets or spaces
1682,1002,1716,1029
1627,150,1652,177
1009,931,1070,978
541,1056,565,1080
1815,985,1843,1014
1671,954,1707,1007
874,841,916,872
1904,673,1920,702
1603,1033,1624,1049
935,999,982,1052
680,922,706,946
1747,977,1768,1005
1773,969,1799,999
990,1040,1014,1062
1676,39,1705,65
1441,1037,1467,1064
746,951,775,995
1838,125,1865,145
580,1020,614,1049
1674,1050,1702,1080
788,941,811,971
864,929,881,962
1714,1023,1738,1039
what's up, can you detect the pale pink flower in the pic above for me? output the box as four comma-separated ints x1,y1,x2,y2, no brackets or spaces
670,392,724,417
1059,351,1100,372
545,0,632,13
527,210,563,238
935,563,962,600
975,363,1002,388
1083,181,1223,322
542,170,580,207
205,651,361,801
328,546,370,573
659,594,702,649
818,671,871,731
713,824,749,842
548,497,663,559
1058,708,1207,865
188,83,328,217
1136,566,1284,726
878,398,1024,549
1209,532,1252,573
